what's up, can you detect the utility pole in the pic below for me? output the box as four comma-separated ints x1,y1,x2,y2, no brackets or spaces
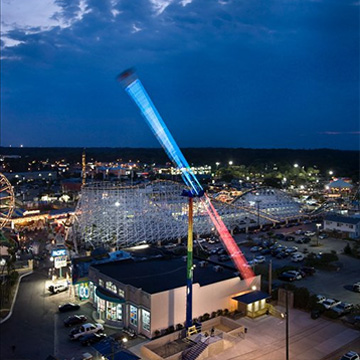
285,289,289,360
268,259,272,296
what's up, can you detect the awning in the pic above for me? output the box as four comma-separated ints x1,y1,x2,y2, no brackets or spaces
95,286,125,304
232,290,270,304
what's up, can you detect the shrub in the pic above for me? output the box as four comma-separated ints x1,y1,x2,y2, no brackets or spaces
154,330,161,338
223,309,229,315
202,313,210,321
216,309,223,316
211,311,216,318
293,287,310,309
176,323,184,331
165,325,175,334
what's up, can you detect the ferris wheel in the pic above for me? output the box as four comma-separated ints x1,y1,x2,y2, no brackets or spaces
0,172,15,229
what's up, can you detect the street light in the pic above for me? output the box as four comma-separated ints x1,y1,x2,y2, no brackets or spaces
329,170,334,176
228,161,233,166
316,223,321,246
293,163,299,168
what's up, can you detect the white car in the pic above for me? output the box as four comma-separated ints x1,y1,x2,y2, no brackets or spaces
291,253,305,262
286,270,302,280
69,323,104,340
305,231,316,237
316,295,326,303
340,351,359,360
322,299,341,310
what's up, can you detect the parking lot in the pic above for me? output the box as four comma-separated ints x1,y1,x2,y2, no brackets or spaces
199,222,360,306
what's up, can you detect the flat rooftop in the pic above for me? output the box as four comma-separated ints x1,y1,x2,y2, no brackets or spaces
92,257,239,294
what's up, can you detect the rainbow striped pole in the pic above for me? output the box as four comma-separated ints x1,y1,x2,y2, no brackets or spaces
186,196,194,329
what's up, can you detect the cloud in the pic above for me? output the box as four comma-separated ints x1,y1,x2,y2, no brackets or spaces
1,0,91,48
149,0,174,15
319,131,360,135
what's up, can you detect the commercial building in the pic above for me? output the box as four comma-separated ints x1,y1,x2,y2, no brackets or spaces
87,256,261,338
324,214,360,239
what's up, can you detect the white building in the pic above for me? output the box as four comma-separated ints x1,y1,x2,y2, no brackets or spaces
87,257,261,338
324,214,360,239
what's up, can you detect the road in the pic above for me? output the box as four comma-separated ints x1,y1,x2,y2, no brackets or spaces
0,267,56,359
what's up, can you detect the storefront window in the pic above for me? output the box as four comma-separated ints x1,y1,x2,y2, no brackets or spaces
98,298,105,313
142,309,150,332
117,304,122,321
130,305,138,326
247,303,253,313
107,301,116,320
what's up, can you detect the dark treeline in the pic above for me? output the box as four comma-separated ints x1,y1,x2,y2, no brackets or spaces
1,147,359,180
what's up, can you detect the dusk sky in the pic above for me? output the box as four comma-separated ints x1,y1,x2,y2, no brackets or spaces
1,0,359,150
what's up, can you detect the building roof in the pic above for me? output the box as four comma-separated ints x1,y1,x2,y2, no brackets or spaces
325,214,360,225
92,257,240,294
327,179,353,188
232,290,270,304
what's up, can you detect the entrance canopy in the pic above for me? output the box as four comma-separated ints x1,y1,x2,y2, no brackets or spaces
95,286,125,304
232,290,270,304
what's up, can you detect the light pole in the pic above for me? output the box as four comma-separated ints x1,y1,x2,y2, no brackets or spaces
255,200,262,228
316,223,321,246
228,161,233,166
285,289,289,360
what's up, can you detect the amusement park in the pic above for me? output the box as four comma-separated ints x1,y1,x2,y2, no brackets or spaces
0,70,359,360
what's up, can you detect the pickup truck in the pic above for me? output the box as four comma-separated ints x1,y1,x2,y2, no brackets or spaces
322,299,341,310
69,323,104,340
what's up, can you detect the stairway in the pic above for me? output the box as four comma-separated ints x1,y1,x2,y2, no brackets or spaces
181,340,209,360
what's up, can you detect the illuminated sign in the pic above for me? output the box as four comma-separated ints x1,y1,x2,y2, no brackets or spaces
54,256,67,269
51,248,67,257
78,283,90,299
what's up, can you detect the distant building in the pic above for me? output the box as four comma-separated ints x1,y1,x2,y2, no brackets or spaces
3,171,57,181
324,214,360,239
87,256,261,338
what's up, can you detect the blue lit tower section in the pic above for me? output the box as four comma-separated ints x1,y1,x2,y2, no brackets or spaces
118,70,203,198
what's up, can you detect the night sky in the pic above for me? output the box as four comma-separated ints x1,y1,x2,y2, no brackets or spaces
1,0,359,150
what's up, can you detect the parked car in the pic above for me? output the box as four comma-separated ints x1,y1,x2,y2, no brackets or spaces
59,303,80,313
260,248,271,255
322,299,341,310
300,266,315,276
286,270,302,280
276,251,289,259
69,323,104,340
255,255,265,264
285,235,295,242
353,282,360,293
294,229,303,235
340,351,359,360
275,233,285,239
331,302,354,317
79,332,107,346
64,315,88,327
285,246,298,254
305,231,316,237
250,246,262,253
291,253,305,262
316,295,326,304
49,283,68,294
218,254,230,262
278,273,297,282
319,233,328,239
